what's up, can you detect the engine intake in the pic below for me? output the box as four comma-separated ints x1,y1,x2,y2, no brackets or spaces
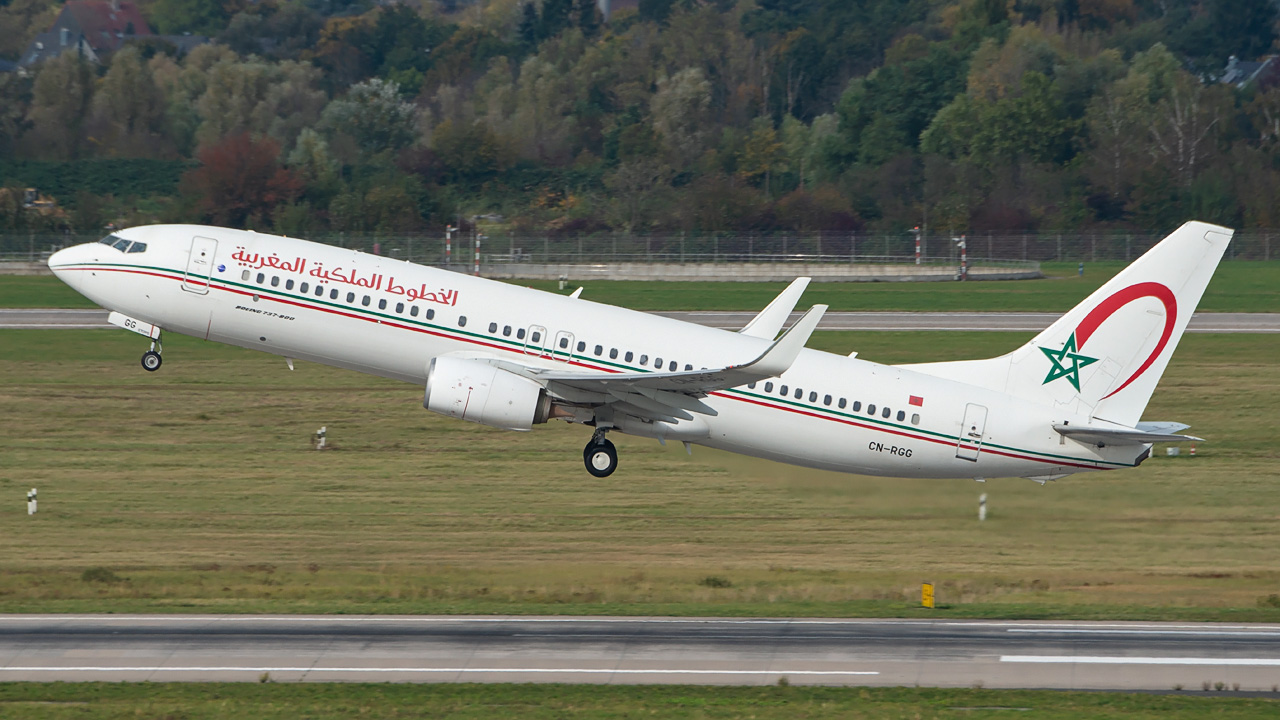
424,356,550,431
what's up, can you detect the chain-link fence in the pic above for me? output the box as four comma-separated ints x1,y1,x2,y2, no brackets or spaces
4,229,1278,265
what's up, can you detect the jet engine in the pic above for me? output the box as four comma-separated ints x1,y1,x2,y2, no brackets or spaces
424,356,551,431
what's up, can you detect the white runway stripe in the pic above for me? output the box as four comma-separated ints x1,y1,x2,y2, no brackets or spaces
1001,656,1280,666
0,666,878,676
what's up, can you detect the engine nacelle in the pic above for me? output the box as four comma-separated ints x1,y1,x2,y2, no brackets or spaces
424,356,550,431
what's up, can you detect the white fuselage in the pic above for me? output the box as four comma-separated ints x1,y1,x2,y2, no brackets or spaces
48,225,1146,479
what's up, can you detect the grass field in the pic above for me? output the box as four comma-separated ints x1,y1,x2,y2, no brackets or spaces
2,328,1278,618
0,683,1277,719
6,260,1280,311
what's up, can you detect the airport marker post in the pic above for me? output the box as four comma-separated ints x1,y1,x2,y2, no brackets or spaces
27,488,36,515
445,225,455,267
922,582,934,609
979,492,987,521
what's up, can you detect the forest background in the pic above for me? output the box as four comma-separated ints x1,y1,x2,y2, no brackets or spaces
3,0,1280,242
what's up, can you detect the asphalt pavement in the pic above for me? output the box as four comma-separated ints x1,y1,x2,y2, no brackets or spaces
3,615,1279,689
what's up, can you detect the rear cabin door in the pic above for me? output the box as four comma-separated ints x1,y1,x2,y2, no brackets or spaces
182,236,219,294
956,403,988,461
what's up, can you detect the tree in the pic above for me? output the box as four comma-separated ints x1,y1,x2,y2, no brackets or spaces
183,133,302,228
92,46,167,157
25,52,94,160
577,0,600,37
540,0,573,40
1147,74,1229,189
149,0,229,36
518,2,540,49
320,78,419,154
1208,0,1277,61
651,67,713,167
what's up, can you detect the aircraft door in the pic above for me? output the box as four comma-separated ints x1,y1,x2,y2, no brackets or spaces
552,330,575,362
956,403,988,461
182,236,219,294
523,325,549,357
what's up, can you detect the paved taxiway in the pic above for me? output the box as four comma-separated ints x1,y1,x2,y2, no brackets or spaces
4,308,1280,332
3,615,1279,689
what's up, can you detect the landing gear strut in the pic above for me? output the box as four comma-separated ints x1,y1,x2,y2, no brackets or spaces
583,429,618,478
141,335,163,372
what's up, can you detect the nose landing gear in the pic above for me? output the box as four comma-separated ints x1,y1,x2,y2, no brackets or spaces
583,429,618,478
141,337,162,372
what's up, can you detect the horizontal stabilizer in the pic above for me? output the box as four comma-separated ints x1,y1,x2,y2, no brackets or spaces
1054,423,1203,446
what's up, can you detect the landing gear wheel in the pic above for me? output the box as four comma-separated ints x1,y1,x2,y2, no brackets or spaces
141,350,162,372
584,438,618,478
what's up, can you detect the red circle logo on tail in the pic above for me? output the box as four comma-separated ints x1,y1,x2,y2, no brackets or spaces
1074,282,1178,399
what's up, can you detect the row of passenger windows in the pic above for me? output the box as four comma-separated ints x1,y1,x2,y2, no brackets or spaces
481,322,697,371
249,271,439,320
746,380,921,426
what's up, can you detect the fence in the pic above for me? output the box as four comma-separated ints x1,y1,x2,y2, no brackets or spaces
4,229,1278,265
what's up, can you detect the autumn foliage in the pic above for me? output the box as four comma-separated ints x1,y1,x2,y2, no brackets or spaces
183,133,302,228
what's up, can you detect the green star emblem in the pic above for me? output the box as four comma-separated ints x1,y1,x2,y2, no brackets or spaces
1040,332,1098,391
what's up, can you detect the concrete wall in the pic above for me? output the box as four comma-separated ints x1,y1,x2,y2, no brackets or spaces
478,262,1042,283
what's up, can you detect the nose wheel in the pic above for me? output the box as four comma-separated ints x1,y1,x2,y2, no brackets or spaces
140,336,163,372
583,434,618,478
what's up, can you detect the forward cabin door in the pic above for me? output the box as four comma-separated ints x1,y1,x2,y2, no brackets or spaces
956,403,988,461
182,236,219,294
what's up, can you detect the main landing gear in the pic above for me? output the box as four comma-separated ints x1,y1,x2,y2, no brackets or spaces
141,335,163,372
583,429,618,478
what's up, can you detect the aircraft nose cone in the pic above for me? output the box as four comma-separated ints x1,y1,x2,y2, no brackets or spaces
47,244,89,285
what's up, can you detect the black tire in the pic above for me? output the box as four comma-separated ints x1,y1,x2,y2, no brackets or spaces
141,350,162,372
583,438,618,478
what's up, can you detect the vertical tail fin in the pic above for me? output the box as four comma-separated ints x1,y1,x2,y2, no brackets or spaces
901,221,1233,426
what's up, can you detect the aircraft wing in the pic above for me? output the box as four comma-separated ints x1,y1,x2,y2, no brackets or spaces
514,305,827,423
739,277,811,339
1053,423,1203,446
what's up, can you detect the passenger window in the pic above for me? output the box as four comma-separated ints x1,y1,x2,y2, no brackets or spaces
503,325,512,337
780,385,789,396
794,388,803,399
257,273,265,284
271,276,279,287
853,401,862,412
809,391,817,402
639,354,648,365
911,413,920,425
396,302,404,313
361,295,371,306
838,398,846,409
285,279,294,290
684,364,692,371
316,285,324,297
595,345,603,356
531,330,540,342
410,306,419,317
378,298,387,310
346,292,355,303
242,270,250,281
625,351,634,362
669,361,677,371
748,382,756,389
655,357,663,367
300,282,308,293
577,341,586,352
882,406,891,419
426,309,435,320
867,404,876,415
559,336,569,348
764,382,773,392
610,348,618,359
897,410,905,421
331,289,339,300
517,327,526,339
458,316,467,327
823,395,832,406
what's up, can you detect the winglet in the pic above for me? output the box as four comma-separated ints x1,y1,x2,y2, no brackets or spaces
739,277,811,339
737,304,827,377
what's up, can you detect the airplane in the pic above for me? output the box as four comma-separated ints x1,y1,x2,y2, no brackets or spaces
47,221,1231,481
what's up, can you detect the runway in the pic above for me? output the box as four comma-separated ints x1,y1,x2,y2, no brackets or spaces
4,308,1280,332
3,615,1279,689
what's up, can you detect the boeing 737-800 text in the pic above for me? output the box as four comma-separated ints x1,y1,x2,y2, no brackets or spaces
47,221,1231,480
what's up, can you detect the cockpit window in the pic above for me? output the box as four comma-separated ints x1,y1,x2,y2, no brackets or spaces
126,242,147,253
98,235,119,245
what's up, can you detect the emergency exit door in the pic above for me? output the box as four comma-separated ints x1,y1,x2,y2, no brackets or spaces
956,403,988,461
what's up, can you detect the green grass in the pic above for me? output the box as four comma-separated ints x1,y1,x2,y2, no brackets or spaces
0,684,1277,719
7,259,1280,310
2,329,1279,618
